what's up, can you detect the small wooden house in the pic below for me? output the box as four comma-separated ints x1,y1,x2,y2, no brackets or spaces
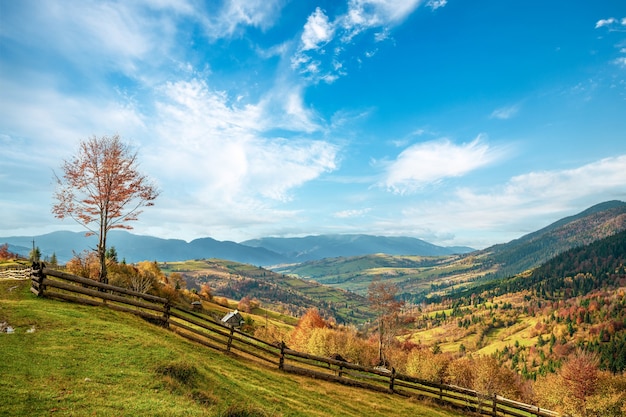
221,310,245,328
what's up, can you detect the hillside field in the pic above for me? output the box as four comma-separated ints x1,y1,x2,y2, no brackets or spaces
0,279,462,417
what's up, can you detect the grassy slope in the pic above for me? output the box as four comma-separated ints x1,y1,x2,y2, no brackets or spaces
0,280,462,417
162,259,374,323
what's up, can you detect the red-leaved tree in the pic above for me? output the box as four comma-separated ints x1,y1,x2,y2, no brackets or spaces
368,276,404,366
52,135,159,283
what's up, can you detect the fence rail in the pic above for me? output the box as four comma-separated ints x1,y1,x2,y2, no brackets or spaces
0,267,30,280
29,262,561,417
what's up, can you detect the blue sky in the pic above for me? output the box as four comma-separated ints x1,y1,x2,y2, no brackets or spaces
1,0,625,249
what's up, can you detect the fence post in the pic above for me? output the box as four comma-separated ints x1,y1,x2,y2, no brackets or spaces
279,341,285,370
226,327,234,352
30,261,46,297
389,367,396,393
492,393,497,416
163,300,171,328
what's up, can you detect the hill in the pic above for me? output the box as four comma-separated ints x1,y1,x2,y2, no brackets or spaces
480,200,626,279
397,229,626,378
0,279,462,417
161,259,375,324
275,200,626,302
241,234,473,262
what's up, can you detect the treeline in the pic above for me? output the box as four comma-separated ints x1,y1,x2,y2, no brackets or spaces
448,230,626,304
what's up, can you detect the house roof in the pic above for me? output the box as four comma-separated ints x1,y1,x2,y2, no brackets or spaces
221,310,244,326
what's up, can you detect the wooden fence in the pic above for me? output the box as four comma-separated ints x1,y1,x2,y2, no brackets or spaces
0,266,30,280
29,263,561,417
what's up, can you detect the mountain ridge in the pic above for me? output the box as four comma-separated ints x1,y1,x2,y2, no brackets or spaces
0,230,470,265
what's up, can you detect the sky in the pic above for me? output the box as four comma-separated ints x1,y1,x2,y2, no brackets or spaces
1,0,626,250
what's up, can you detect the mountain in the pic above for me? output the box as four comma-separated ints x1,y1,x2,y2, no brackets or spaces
0,231,288,265
479,200,626,279
241,234,474,262
1,231,472,266
273,201,626,300
3,201,622,268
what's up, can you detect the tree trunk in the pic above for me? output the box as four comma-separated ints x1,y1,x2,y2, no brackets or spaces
378,318,384,365
98,218,108,284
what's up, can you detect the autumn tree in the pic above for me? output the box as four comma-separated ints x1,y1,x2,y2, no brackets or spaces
0,244,17,260
289,308,328,351
368,276,404,366
52,135,159,283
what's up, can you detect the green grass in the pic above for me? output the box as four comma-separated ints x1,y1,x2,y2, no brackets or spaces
0,280,463,417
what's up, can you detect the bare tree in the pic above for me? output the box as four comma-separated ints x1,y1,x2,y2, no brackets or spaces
368,276,404,366
53,135,159,283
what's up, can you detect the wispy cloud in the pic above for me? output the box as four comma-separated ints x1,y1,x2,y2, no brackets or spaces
201,0,285,39
595,18,617,29
595,17,626,30
292,0,422,82
614,57,626,68
151,79,338,203
390,155,626,247
490,104,520,120
427,0,447,11
334,208,372,218
380,136,506,194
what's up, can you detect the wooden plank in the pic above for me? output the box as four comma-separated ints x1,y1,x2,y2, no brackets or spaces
283,348,391,376
42,277,165,313
282,364,392,394
496,396,558,417
42,268,167,304
29,286,40,296
228,333,281,358
46,291,166,323
169,310,232,338
171,325,225,353
169,320,230,348
392,379,441,397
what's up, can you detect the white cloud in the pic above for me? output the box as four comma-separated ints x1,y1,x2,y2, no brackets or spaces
342,0,422,40
427,0,447,10
151,79,338,204
596,18,617,29
201,0,285,39
301,8,335,51
614,57,626,68
292,0,422,82
334,208,372,218
381,136,506,194
391,155,626,248
490,104,520,120
595,17,618,29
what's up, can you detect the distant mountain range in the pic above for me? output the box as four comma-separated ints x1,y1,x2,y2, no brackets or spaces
241,235,474,262
275,200,626,298
0,230,473,266
3,200,624,269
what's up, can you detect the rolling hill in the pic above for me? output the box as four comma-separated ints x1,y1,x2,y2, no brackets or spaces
276,201,626,302
0,279,462,417
160,259,375,324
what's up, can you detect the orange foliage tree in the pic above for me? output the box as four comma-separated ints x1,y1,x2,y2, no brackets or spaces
52,135,159,284
0,244,18,261
368,276,404,366
289,308,328,351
